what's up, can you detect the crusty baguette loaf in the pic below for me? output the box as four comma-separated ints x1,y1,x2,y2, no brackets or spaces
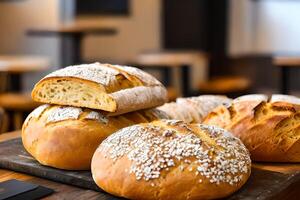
22,104,169,170
31,63,167,115
203,94,300,162
92,120,251,200
158,95,232,123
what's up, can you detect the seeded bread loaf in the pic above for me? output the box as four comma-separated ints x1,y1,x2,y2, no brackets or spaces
91,120,251,200
203,94,300,162
158,95,232,123
22,104,169,170
31,63,167,115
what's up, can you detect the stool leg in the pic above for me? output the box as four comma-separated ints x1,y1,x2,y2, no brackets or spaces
161,67,171,86
10,74,22,92
280,66,289,94
1,112,9,133
13,112,23,130
181,65,190,97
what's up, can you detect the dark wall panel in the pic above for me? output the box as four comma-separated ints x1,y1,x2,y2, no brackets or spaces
76,0,129,15
163,0,209,50
163,0,229,76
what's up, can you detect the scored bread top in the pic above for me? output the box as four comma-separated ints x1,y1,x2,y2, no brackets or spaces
96,120,250,185
270,94,300,105
203,94,300,162
31,63,168,114
44,63,161,87
23,104,170,128
158,95,232,123
232,94,300,105
233,94,268,103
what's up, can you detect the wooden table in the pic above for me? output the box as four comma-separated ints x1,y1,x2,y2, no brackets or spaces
137,50,208,97
1,131,300,199
0,55,49,92
273,56,300,94
27,23,117,66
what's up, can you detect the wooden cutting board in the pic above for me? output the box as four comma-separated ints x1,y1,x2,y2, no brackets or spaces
0,138,300,200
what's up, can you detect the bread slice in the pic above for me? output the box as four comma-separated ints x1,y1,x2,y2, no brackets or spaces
31,63,167,115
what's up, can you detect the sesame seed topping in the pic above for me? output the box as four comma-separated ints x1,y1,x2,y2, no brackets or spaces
99,120,251,185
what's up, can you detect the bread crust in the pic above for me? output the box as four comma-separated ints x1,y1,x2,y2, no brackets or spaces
92,120,251,200
203,94,300,162
158,95,232,123
22,104,169,170
31,63,167,114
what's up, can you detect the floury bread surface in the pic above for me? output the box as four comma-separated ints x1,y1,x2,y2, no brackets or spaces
92,120,251,200
22,104,169,170
203,94,300,162
158,95,232,123
31,63,167,115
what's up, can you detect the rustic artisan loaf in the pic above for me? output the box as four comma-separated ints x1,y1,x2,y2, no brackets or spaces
31,63,167,115
158,95,232,123
92,120,251,200
22,104,169,170
203,94,300,162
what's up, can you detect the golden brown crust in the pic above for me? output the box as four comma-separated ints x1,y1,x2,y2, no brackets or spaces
203,94,300,162
92,120,251,200
22,104,169,170
31,63,167,114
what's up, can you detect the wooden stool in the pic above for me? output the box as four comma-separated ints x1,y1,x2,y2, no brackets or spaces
0,107,8,133
0,55,49,92
273,56,300,94
198,76,251,97
0,93,41,130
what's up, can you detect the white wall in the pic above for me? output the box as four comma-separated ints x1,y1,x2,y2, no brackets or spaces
229,0,300,56
254,1,300,54
228,0,256,56
0,0,61,91
78,0,162,64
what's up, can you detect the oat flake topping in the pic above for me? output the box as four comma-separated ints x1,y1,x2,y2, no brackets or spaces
99,120,251,185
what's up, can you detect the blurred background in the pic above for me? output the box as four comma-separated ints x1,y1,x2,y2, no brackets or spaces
0,0,300,132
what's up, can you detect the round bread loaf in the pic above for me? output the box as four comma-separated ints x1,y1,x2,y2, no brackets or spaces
22,104,169,170
92,120,251,200
158,95,232,123
203,94,300,162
